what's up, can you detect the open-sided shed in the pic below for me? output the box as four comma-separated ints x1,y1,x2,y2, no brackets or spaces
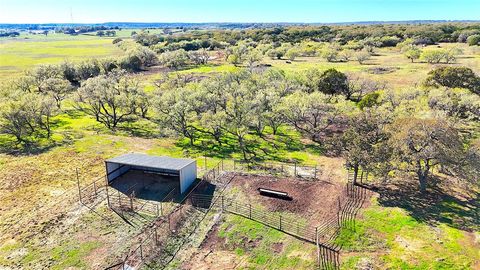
105,153,197,194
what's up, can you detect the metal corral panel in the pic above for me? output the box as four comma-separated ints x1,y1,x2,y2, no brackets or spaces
179,161,197,193
105,153,197,193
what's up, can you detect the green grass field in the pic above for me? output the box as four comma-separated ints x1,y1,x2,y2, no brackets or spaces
0,35,123,78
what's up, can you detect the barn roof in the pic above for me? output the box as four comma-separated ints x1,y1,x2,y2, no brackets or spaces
106,153,195,171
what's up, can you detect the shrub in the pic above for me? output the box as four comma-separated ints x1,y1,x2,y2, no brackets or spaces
158,49,189,69
119,55,142,71
358,92,380,110
112,38,123,44
425,66,480,94
355,50,371,64
467,35,480,46
317,69,350,97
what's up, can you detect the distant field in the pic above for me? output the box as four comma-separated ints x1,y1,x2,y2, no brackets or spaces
0,36,124,78
2,32,479,90
264,43,480,89
166,43,480,89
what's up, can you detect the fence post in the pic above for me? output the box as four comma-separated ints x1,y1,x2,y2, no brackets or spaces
204,156,207,171
130,195,134,211
279,215,282,231
221,196,224,211
233,160,236,171
168,214,171,231
93,180,97,196
294,163,297,177
140,244,143,261
117,190,121,207
314,165,317,179
316,227,320,266
249,204,252,219
76,168,82,204
156,203,160,217
154,227,158,245
337,197,341,227
105,176,110,208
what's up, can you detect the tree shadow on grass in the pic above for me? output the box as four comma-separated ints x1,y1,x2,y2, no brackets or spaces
0,139,59,156
115,125,158,139
375,177,480,232
174,137,238,159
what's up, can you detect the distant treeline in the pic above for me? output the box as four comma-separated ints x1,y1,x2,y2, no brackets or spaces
133,23,480,47
1,20,480,31
54,25,120,35
0,31,20,37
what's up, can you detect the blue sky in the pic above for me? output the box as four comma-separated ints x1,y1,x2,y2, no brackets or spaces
0,0,479,24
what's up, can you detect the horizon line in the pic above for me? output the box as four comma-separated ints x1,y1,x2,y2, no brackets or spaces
1,19,480,26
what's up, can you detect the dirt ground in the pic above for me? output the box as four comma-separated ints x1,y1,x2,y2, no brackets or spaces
110,170,180,201
181,223,248,270
227,174,344,226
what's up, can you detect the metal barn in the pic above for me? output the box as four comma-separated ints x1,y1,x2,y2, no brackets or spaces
105,153,197,194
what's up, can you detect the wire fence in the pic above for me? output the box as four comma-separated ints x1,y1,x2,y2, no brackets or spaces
106,187,163,218
96,158,369,270
347,167,370,184
77,173,107,205
104,160,233,270
189,181,369,270
228,159,321,179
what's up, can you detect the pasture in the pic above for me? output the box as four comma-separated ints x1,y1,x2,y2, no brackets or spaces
0,35,123,78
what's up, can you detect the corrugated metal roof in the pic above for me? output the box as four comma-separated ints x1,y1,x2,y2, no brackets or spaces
106,153,195,171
